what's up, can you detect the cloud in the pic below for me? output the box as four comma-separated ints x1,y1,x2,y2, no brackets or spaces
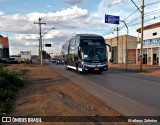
0,6,89,33
46,5,52,8
64,0,84,5
106,0,126,8
0,5,111,55
99,0,127,9
0,11,5,15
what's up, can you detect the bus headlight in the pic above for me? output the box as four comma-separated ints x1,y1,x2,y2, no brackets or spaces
82,61,87,66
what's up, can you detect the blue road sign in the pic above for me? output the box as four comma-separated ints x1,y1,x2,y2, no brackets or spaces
105,14,120,24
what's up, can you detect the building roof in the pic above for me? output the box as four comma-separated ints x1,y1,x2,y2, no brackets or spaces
105,34,137,40
137,22,160,33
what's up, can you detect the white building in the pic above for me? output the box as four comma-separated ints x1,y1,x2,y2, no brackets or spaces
136,22,160,66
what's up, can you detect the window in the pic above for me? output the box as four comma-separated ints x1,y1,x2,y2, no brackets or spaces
153,32,157,36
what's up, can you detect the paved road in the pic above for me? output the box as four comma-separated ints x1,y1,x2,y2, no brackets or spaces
48,63,160,116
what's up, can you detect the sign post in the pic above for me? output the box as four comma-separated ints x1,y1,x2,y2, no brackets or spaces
105,14,120,64
105,15,120,24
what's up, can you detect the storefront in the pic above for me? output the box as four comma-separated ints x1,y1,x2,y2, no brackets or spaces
136,22,160,66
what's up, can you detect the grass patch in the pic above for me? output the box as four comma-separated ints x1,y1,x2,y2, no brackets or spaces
0,64,24,114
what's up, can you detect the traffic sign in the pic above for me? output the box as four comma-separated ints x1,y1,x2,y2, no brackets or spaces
105,14,120,24
45,44,51,47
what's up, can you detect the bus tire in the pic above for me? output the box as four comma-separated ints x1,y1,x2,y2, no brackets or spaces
65,64,69,70
77,66,83,74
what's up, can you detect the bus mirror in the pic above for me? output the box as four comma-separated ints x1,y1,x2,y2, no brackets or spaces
106,44,111,52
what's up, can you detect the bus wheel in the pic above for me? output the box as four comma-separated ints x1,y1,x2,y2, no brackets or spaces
77,67,83,74
65,64,69,70
77,68,81,74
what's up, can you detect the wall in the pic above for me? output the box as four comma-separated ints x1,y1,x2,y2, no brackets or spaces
143,27,160,40
105,35,137,63
0,36,9,58
138,27,160,40
0,36,3,59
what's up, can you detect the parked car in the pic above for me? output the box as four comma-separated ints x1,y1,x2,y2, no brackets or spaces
56,59,64,65
51,58,57,63
6,58,19,63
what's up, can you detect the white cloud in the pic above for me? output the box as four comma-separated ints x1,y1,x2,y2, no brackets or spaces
99,0,127,9
64,0,84,5
0,6,100,55
106,0,126,8
0,6,89,34
0,11,5,15
46,5,52,8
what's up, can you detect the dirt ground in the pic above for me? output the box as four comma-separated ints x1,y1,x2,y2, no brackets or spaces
3,64,133,125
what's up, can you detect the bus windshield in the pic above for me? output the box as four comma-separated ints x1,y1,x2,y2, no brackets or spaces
80,39,107,62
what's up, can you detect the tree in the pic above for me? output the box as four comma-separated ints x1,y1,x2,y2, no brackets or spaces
42,50,51,59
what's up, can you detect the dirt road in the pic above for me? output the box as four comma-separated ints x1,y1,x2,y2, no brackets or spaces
5,64,132,125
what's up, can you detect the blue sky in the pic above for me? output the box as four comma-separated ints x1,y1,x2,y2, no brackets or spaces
0,0,160,55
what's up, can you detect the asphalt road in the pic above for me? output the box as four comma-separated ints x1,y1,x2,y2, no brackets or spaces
48,63,160,116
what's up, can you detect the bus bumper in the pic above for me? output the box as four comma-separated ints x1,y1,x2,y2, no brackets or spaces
83,65,108,72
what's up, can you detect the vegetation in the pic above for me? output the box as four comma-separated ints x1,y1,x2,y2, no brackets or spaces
0,64,24,113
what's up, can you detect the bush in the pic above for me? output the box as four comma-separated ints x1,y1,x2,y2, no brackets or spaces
0,64,24,113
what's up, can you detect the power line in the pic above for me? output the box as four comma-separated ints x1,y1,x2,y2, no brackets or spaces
102,8,139,36
105,8,160,36
102,0,160,36
120,9,160,29
124,9,139,21
145,0,160,7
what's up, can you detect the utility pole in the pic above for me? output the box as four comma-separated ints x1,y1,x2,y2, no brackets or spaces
116,27,119,64
34,17,46,66
140,0,144,71
131,0,145,71
120,20,129,70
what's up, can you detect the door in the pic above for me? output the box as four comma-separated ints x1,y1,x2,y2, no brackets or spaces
143,54,147,64
153,54,157,65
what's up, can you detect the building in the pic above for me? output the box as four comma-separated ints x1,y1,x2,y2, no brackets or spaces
137,22,160,65
0,36,3,59
0,35,9,59
105,35,137,64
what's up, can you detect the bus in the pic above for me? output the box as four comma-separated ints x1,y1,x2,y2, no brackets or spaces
62,34,111,74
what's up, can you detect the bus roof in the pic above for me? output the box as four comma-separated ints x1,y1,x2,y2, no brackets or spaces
77,34,103,37
62,34,104,46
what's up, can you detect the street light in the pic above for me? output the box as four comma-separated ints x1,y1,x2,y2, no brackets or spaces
42,27,55,64
43,27,55,37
